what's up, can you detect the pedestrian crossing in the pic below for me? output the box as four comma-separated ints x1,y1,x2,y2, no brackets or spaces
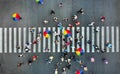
0,26,119,53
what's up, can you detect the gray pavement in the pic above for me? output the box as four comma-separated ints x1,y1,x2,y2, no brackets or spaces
0,53,120,74
0,0,120,74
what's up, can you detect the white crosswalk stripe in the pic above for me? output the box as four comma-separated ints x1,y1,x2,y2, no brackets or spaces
96,27,100,52
116,27,119,52
48,27,51,52
62,27,65,52
91,27,95,53
43,27,46,52
0,26,119,53
77,27,80,48
67,27,70,52
9,28,12,53
23,27,26,53
86,27,90,53
0,28,2,53
106,27,110,52
38,27,41,52
13,28,17,53
4,28,7,53
111,26,115,52
33,27,36,53
18,28,21,53
28,27,32,53
101,27,105,52
52,27,56,52
72,27,75,52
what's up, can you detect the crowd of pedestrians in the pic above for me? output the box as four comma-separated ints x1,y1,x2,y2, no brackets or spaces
14,1,111,74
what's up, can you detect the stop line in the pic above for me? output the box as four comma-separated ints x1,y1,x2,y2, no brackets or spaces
0,26,119,53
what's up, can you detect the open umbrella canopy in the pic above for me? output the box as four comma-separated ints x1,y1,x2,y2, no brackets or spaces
63,30,71,37
35,0,44,4
43,30,51,38
75,48,84,56
12,13,21,21
75,70,84,74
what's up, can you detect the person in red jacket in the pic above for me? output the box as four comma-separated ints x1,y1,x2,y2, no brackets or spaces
101,16,105,22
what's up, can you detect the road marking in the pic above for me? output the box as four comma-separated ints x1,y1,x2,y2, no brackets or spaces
116,26,119,52
43,27,46,52
18,28,21,53
101,27,105,51
62,27,65,52
23,27,26,53
77,27,80,48
106,26,110,52
111,26,114,52
91,27,95,53
48,27,51,52
67,27,70,52
72,27,75,52
0,28,2,53
13,28,17,53
9,28,12,53
0,27,119,53
33,27,36,53
28,27,31,53
4,28,7,53
96,27,100,52
38,27,41,52
86,27,90,53
81,27,85,52
52,27,55,52
57,27,60,52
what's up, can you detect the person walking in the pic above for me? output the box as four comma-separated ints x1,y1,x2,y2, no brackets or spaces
77,8,84,14
100,16,105,22
58,3,63,7
50,9,55,15
88,22,95,26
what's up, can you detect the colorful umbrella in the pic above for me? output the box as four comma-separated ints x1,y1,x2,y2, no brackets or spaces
75,48,84,56
36,0,44,4
12,13,21,21
63,30,71,37
75,70,84,74
43,30,51,38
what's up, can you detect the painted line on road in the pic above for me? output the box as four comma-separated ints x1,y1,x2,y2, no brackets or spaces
116,26,119,52
18,28,21,53
111,26,114,52
57,27,60,52
28,27,31,53
33,27,36,53
43,27,46,52
14,28,17,53
9,28,12,53
23,27,26,53
52,27,55,52
96,27,100,52
38,27,41,52
86,27,90,53
62,27,65,52
91,27,95,53
48,27,51,52
101,27,105,51
0,28,2,53
72,27,75,52
4,28,7,53
106,26,110,52
67,27,70,52
81,27,85,52
77,27,80,48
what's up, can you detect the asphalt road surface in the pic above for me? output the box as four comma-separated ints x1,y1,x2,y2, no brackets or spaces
0,0,120,74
